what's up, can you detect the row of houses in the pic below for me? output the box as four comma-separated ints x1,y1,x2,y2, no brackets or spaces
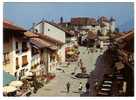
3,19,73,81
59,16,117,48
59,16,116,36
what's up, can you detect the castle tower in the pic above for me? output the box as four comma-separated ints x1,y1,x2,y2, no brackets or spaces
110,17,116,33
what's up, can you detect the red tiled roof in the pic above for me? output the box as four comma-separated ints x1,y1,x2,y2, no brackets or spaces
30,38,58,50
30,38,51,48
3,20,26,32
24,31,64,45
115,31,133,42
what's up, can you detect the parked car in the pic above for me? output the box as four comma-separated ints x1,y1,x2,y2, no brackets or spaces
75,73,89,78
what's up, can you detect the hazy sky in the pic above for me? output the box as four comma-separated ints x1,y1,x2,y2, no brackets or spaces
4,2,134,30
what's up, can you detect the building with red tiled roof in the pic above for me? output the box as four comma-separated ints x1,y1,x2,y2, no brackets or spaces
3,20,32,80
3,20,26,32
29,19,66,73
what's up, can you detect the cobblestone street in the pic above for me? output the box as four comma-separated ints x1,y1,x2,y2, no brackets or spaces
31,47,106,96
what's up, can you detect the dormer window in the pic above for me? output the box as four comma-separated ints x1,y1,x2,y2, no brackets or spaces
22,42,28,52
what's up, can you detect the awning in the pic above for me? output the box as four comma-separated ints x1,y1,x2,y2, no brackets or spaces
3,71,17,86
49,45,58,50
25,72,33,77
3,86,17,93
115,62,125,70
10,81,23,87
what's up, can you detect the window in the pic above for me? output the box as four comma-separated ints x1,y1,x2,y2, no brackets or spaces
22,42,28,52
20,69,25,77
16,57,19,69
3,52,10,64
16,41,20,53
32,46,39,56
16,42,18,49
22,55,28,67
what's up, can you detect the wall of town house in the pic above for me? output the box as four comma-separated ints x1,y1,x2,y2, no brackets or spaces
12,37,31,79
3,36,14,75
44,22,65,43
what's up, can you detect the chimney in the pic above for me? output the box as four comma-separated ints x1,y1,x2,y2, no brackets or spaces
32,22,36,32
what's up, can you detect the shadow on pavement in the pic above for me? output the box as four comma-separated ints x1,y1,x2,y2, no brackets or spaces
44,88,52,91
60,90,67,93
80,91,89,96
84,50,113,96
72,91,79,94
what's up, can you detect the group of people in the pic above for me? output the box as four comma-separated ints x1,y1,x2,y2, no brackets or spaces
66,81,90,94
66,82,83,93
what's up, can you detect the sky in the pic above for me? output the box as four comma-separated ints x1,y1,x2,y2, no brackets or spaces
4,2,134,31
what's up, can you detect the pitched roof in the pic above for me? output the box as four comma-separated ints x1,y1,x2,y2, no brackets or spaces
24,31,64,45
30,37,59,50
30,20,66,33
30,38,50,48
3,20,26,32
115,31,134,42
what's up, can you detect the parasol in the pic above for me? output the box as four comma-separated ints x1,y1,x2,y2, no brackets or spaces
25,72,33,76
10,81,23,87
3,86,17,93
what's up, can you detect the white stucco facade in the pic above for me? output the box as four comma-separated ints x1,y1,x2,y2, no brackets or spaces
12,37,32,79
33,21,66,63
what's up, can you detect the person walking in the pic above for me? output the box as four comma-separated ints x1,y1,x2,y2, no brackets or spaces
78,59,83,68
78,82,83,93
86,82,90,95
66,82,70,93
